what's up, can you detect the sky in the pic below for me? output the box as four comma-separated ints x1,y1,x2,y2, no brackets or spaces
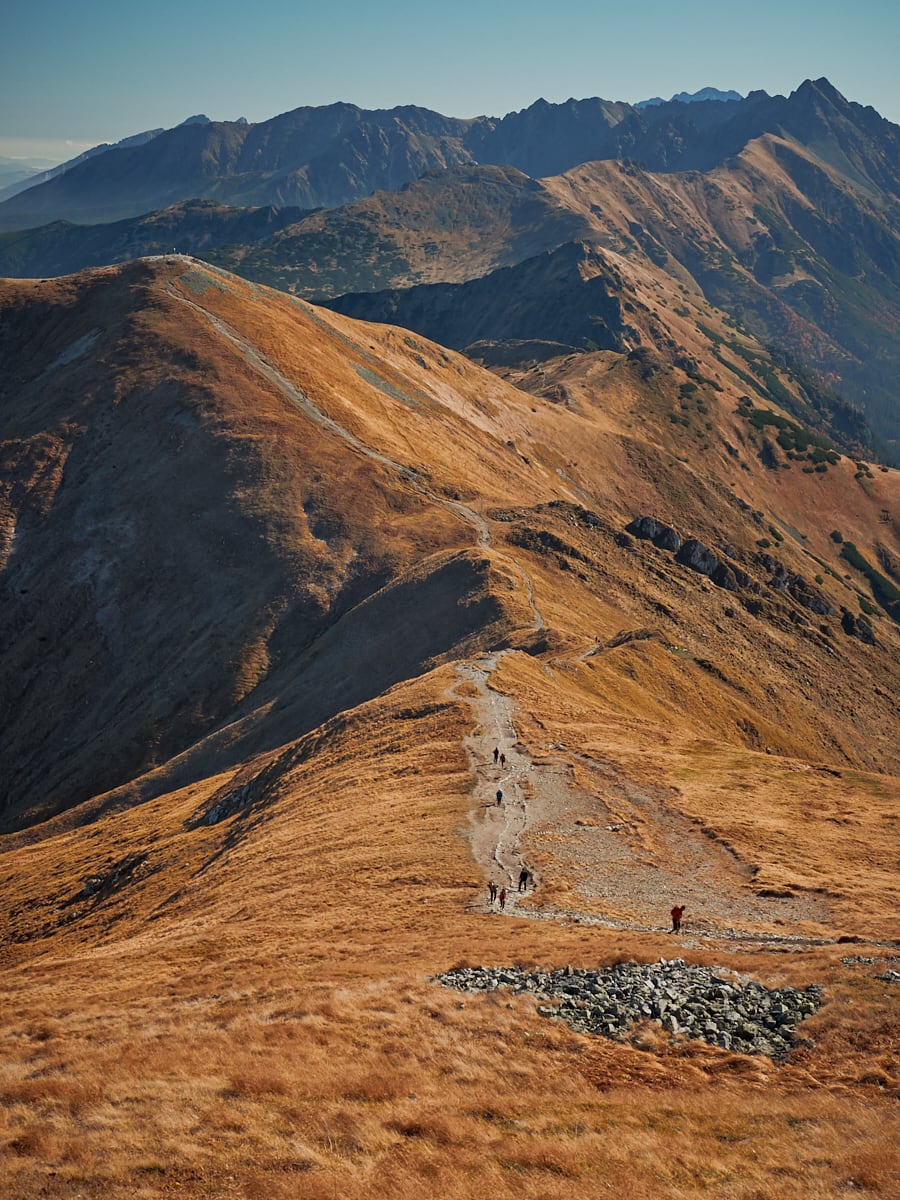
2,0,898,164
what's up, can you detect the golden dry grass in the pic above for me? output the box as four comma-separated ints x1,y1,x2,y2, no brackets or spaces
1,259,898,1198
2,668,898,1199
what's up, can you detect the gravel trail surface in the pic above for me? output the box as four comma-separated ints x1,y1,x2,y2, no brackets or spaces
453,653,835,948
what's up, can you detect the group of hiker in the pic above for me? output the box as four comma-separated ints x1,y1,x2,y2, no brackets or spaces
488,743,687,934
487,867,531,911
489,745,528,909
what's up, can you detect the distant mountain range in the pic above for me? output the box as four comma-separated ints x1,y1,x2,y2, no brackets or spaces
1,78,898,461
0,156,56,196
2,79,894,229
636,87,743,107
0,130,165,205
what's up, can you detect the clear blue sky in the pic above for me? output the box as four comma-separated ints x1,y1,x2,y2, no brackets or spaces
2,0,897,163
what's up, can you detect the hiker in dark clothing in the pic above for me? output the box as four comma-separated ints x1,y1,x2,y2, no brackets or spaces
496,789,503,805
499,753,506,768
488,879,498,904
498,887,507,910
670,904,686,932
517,868,529,893
493,746,499,764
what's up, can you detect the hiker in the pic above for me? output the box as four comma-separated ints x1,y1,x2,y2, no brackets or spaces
499,753,506,768
670,904,686,933
496,789,503,805
488,879,498,904
498,887,507,910
517,868,529,893
493,746,499,764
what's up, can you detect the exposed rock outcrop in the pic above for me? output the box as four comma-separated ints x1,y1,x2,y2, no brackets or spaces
625,515,681,552
675,538,720,576
841,611,876,643
436,961,823,1059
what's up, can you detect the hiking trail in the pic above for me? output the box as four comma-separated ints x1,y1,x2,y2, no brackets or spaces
451,653,848,950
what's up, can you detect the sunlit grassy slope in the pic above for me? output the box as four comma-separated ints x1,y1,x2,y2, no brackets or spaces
1,258,897,1197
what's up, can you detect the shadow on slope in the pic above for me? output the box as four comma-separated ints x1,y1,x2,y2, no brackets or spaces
325,242,628,363
12,547,530,838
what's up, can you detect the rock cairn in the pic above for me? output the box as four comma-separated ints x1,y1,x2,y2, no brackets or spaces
436,960,822,1058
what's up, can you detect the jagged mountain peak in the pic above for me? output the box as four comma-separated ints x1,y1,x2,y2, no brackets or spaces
637,87,743,107
3,79,897,232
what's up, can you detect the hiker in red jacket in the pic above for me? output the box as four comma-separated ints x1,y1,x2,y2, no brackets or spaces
498,887,507,910
670,904,686,932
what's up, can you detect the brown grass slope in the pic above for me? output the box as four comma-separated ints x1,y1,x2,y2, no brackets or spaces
0,258,541,831
313,135,898,455
1,256,898,1198
543,135,900,451
2,255,898,835
1,671,897,1199
214,163,596,298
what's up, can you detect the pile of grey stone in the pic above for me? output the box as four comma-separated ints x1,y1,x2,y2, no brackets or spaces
435,959,822,1058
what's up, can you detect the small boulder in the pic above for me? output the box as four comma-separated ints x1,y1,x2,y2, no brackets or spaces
626,515,666,540
841,612,876,643
711,562,739,590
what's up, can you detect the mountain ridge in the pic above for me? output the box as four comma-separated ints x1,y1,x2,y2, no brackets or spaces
2,78,895,231
1,256,897,835
1,252,898,1200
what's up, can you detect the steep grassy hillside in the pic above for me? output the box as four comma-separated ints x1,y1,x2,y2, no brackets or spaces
1,258,897,1198
2,257,897,834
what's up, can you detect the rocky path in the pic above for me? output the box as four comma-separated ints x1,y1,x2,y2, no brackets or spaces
451,654,533,909
453,653,841,949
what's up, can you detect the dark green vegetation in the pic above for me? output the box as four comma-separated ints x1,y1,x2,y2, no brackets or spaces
736,400,843,468
839,543,900,623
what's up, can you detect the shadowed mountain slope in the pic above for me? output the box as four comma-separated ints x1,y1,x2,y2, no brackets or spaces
315,136,899,459
2,82,896,458
0,199,310,278
327,242,628,358
0,104,481,230
207,164,596,299
1,256,898,1200
0,258,540,831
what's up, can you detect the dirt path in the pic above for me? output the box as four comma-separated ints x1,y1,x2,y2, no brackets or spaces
451,654,532,908
452,654,840,949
